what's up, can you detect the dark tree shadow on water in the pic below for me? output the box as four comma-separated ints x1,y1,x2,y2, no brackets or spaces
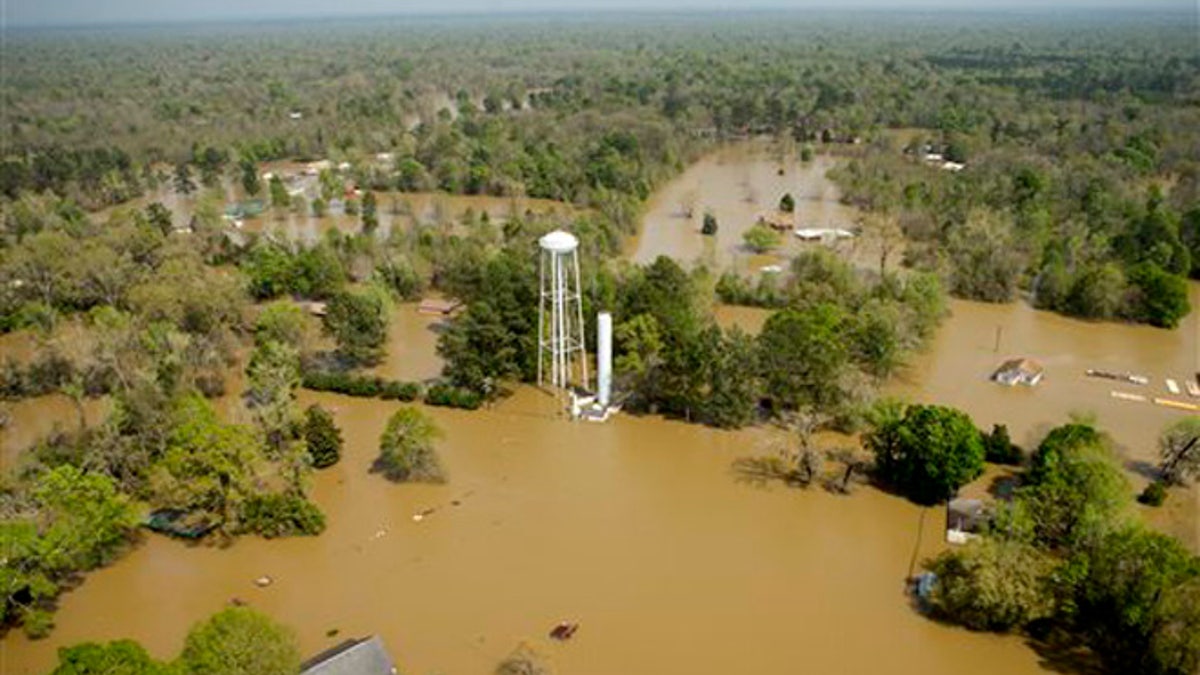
730,455,793,488
1125,459,1161,482
1024,629,1106,675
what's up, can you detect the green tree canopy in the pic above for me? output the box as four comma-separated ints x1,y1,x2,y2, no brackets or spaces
1016,422,1129,550
303,403,343,469
743,223,782,253
178,607,299,675
925,538,1056,631
51,639,168,675
323,289,389,366
756,304,850,412
865,403,985,505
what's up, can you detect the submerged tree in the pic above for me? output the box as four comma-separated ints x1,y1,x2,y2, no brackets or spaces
742,223,782,253
376,407,445,483
1158,417,1200,486
173,163,196,196
362,191,379,233
302,403,342,469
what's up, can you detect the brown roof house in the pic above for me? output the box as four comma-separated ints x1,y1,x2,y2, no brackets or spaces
991,358,1044,387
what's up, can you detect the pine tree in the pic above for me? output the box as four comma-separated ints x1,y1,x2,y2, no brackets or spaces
303,404,342,469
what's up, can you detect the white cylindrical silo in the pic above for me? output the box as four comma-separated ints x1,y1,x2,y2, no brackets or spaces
598,311,612,407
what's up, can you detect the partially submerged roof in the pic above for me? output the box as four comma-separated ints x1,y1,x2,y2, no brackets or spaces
995,358,1044,376
946,498,989,537
301,636,397,675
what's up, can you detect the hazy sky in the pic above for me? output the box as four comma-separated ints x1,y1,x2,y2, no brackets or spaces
5,0,1193,27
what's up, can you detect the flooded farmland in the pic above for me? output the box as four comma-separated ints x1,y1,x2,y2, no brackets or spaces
2,142,1196,674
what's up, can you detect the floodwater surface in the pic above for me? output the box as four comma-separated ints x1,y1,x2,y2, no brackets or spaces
0,390,1045,675
630,142,884,274
2,142,1196,674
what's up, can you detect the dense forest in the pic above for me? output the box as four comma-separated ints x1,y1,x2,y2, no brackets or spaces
1,11,1199,674
2,12,1197,324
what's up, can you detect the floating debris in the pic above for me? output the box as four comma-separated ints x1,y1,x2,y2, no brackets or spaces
549,622,579,641
1086,369,1149,385
1155,398,1200,412
1167,379,1181,395
254,576,273,588
1188,380,1200,398
1111,390,1147,403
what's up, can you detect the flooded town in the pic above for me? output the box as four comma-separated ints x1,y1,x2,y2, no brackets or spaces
2,6,1199,675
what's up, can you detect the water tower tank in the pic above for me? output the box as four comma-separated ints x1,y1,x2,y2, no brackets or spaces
539,229,579,254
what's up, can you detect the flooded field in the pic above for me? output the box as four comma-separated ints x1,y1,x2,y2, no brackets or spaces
2,143,1196,674
368,302,448,384
630,142,883,274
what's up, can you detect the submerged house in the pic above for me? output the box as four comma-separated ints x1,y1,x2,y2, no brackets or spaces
945,498,988,544
301,636,398,675
992,358,1044,387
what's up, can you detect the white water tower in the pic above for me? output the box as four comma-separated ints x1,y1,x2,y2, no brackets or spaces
538,230,589,392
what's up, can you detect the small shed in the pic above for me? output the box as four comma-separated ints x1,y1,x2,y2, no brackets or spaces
946,498,987,544
301,636,397,675
992,358,1044,387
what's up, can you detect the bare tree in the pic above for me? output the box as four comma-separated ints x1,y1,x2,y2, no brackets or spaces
1159,418,1200,485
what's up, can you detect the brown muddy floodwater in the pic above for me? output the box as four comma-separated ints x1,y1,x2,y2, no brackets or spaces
0,389,1045,675
630,141,882,274
2,142,1195,674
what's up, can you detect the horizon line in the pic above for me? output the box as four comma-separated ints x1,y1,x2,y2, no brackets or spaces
5,5,1194,31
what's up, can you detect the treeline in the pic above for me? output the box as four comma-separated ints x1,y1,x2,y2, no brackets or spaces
4,13,1194,209
0,199,340,637
829,73,1198,328
899,419,1200,675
